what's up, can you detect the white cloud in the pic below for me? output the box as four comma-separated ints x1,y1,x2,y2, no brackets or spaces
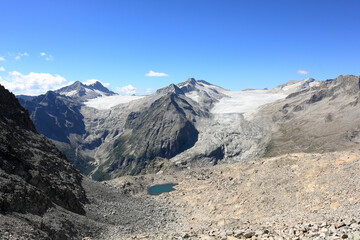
0,56,5,61
45,55,54,61
40,52,54,61
297,70,308,75
0,67,5,71
116,84,137,95
145,88,153,94
0,71,67,95
83,79,110,88
14,52,29,60
145,70,169,77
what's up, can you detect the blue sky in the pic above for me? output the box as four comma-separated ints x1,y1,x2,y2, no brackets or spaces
0,0,359,95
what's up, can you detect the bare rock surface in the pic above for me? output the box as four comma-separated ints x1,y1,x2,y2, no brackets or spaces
259,75,360,157
106,149,360,239
0,84,89,239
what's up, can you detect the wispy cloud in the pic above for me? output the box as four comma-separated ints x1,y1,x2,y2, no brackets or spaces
117,84,137,95
40,52,54,61
297,70,308,75
0,71,67,95
145,88,153,94
83,79,110,88
0,56,5,61
145,70,169,77
0,67,5,71
13,52,29,60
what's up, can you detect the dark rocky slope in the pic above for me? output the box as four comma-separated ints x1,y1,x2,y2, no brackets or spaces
92,88,204,179
19,91,85,144
0,84,88,238
18,90,95,175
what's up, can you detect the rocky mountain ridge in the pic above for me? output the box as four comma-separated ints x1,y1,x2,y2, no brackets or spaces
55,81,117,101
17,75,360,181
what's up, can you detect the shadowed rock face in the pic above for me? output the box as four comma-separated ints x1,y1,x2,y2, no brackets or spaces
19,91,85,144
0,84,87,215
95,92,200,177
125,93,199,160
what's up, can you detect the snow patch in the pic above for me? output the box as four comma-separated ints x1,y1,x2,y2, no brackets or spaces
94,89,107,97
85,95,145,110
185,92,200,102
212,90,286,114
60,90,78,97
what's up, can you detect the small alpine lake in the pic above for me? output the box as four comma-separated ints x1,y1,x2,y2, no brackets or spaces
148,183,178,195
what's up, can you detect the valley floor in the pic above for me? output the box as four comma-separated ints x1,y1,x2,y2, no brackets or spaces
103,149,360,239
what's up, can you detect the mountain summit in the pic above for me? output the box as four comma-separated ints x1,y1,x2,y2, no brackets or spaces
55,81,117,101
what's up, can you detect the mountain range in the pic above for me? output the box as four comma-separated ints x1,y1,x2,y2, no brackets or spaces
17,75,360,181
2,74,360,239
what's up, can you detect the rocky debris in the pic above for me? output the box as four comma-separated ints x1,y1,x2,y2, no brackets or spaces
141,157,182,175
105,149,360,239
126,218,360,239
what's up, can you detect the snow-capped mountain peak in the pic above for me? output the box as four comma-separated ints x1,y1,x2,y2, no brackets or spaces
55,81,117,101
272,78,320,94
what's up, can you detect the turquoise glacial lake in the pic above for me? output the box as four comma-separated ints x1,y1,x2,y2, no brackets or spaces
148,183,177,195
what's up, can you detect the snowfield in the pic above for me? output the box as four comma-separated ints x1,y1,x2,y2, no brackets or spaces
85,95,145,110
211,90,286,114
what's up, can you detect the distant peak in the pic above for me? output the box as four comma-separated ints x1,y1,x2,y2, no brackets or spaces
73,81,83,86
304,78,316,82
91,81,101,86
85,80,102,87
186,78,197,85
156,83,184,95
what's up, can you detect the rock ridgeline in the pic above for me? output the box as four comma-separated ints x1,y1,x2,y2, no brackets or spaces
55,80,117,101
91,90,203,179
0,84,87,215
16,74,360,181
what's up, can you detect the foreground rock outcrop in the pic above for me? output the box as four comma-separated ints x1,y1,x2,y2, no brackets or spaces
0,84,93,239
0,84,87,215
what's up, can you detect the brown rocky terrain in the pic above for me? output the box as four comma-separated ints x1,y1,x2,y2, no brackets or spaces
104,149,360,239
258,75,360,157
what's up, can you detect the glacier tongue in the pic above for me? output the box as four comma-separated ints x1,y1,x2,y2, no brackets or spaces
211,89,286,114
